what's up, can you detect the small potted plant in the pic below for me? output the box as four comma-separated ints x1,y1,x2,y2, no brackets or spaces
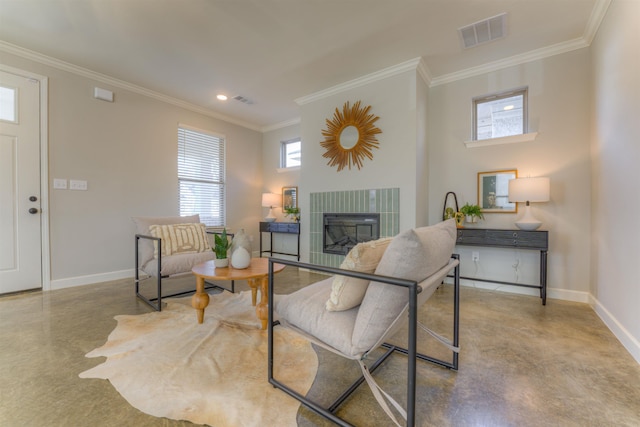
213,228,230,268
460,203,484,224
284,207,300,222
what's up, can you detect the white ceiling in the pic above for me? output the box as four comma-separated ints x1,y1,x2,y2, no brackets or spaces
0,0,606,131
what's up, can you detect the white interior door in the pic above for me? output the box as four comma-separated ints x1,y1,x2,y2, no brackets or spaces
0,69,42,293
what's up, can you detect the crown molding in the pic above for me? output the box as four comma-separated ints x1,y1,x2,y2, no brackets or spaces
261,117,301,133
583,0,612,44
295,57,423,105
416,57,432,87
0,40,262,132
430,37,590,87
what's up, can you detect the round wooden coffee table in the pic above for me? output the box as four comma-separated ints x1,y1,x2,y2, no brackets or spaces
191,258,285,329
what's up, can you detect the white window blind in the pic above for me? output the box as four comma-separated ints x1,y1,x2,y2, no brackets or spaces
178,126,225,227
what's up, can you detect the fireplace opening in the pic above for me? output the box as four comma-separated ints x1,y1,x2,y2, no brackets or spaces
323,213,380,255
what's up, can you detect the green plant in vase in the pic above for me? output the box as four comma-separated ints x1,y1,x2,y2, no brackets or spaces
284,207,300,222
460,203,484,223
213,228,231,267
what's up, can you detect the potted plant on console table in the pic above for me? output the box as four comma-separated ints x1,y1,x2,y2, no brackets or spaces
284,207,300,222
460,203,484,225
213,228,231,268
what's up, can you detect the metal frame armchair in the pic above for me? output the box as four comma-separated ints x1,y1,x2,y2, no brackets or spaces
267,220,460,426
133,215,233,311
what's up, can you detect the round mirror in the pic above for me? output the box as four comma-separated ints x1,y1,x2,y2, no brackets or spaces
339,125,360,149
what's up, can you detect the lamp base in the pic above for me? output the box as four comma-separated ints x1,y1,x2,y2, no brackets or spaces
514,204,542,231
264,207,277,222
515,221,542,231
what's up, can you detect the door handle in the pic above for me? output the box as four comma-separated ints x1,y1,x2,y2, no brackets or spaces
29,196,38,202
29,208,38,214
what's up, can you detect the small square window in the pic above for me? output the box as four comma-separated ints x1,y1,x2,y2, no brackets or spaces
0,86,17,122
473,88,527,141
281,138,301,168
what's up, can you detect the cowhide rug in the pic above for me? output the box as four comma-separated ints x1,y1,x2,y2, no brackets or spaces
80,291,318,427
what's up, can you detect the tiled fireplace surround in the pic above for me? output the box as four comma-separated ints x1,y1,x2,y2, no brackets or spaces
309,188,400,267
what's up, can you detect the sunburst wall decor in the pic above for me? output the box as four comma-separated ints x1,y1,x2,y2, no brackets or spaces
320,100,382,172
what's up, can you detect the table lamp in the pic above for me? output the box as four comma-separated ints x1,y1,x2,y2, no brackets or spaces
262,193,281,222
508,177,550,231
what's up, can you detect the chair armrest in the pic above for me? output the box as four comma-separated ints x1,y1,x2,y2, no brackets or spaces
135,233,162,278
267,256,459,292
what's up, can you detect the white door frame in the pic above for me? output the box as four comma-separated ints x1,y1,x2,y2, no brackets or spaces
1,64,50,291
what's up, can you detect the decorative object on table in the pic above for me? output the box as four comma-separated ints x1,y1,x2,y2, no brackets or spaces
283,207,300,222
460,203,484,223
282,186,297,210
79,291,318,427
442,191,460,221
477,170,518,213
213,228,230,268
454,211,465,228
261,193,281,222
320,100,382,172
508,176,550,230
229,228,252,269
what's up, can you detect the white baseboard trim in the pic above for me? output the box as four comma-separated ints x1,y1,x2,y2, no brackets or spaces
590,295,640,364
456,279,590,303
50,269,134,290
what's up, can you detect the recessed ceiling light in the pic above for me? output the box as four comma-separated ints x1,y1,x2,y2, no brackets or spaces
217,94,228,101
503,105,514,111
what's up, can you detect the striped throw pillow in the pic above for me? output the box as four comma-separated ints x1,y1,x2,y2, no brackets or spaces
149,223,211,258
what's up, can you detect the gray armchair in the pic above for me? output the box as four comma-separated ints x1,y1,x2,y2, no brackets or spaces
267,219,460,427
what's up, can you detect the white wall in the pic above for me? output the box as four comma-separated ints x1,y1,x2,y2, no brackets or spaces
428,50,592,301
590,0,640,362
261,123,301,258
298,69,425,261
0,51,263,287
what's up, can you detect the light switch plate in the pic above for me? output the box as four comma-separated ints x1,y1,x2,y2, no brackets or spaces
53,178,67,189
69,179,88,190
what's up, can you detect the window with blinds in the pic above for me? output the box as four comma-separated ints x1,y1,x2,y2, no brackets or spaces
178,126,225,227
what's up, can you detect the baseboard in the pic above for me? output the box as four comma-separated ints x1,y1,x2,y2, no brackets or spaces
590,295,640,364
456,278,590,303
49,269,134,290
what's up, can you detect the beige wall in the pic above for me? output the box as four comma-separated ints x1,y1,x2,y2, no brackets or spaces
428,49,592,300
261,123,301,257
298,69,425,261
0,51,263,287
590,0,640,361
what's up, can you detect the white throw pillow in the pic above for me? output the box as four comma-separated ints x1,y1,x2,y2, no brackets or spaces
325,237,392,312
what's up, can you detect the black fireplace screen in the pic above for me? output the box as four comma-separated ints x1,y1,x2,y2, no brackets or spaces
323,213,380,255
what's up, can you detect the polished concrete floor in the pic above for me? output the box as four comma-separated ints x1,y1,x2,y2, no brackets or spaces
1,268,639,426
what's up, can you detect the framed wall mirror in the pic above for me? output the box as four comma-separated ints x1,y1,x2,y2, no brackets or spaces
478,170,518,213
319,100,382,172
282,186,298,210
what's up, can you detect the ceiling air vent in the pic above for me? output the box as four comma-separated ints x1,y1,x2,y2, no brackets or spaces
459,13,507,49
233,95,254,105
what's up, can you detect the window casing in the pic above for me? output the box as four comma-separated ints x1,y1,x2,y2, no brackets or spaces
178,125,225,227
473,88,527,141
280,138,301,168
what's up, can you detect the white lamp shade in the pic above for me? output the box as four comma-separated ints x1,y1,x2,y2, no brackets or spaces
261,192,281,208
508,177,550,203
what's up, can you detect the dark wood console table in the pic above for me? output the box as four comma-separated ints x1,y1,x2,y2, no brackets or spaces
259,222,300,260
455,228,548,305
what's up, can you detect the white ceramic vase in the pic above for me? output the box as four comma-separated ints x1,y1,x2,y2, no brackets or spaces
229,229,252,269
